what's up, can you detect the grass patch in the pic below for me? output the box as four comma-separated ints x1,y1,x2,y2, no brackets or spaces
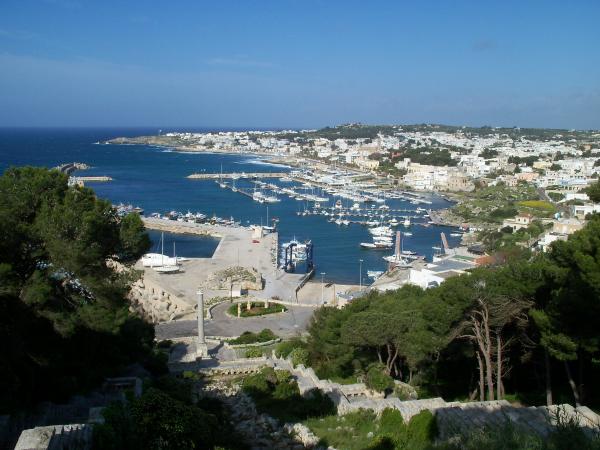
304,408,436,450
517,200,557,212
242,367,335,423
228,302,287,317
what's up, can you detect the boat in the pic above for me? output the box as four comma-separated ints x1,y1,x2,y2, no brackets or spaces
403,217,411,227
360,242,377,249
334,199,343,209
142,233,181,272
450,233,463,237
367,270,384,279
389,218,399,227
403,232,413,236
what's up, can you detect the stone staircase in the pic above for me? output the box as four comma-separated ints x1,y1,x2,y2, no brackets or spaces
271,355,600,439
436,400,600,440
15,424,92,450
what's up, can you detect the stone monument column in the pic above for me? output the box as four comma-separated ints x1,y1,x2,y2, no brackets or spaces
196,290,208,359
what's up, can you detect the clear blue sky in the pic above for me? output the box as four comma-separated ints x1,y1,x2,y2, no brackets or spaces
0,0,598,129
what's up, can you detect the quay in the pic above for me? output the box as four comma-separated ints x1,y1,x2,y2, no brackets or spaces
139,218,311,314
187,172,288,180
72,176,112,182
54,162,89,175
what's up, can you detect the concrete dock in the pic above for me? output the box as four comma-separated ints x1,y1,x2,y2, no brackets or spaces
140,218,308,309
187,172,288,179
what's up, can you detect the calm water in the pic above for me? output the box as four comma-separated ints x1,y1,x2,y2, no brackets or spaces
0,128,460,283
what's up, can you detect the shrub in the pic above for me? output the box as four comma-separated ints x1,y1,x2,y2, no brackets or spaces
275,369,292,383
407,410,437,446
289,347,309,368
379,408,404,435
245,348,263,358
275,337,306,358
241,372,270,395
365,364,394,393
273,379,299,399
229,328,277,345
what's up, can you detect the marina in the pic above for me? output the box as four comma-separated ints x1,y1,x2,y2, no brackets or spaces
0,131,463,284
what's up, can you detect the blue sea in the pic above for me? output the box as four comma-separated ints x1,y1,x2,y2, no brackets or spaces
0,128,460,284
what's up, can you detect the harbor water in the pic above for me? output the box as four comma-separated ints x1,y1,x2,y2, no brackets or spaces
0,128,461,284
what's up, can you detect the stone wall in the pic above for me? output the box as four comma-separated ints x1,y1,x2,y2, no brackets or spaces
128,275,192,323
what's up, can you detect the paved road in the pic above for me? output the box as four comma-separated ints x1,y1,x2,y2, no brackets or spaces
156,301,316,340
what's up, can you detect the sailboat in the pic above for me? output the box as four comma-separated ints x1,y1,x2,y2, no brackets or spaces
141,232,178,268
154,235,182,274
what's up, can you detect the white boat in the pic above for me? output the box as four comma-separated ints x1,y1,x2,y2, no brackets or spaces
141,253,178,267
155,265,181,274
334,200,343,209
403,232,413,236
351,202,360,210
360,242,377,249
367,270,384,279
403,217,411,227
389,218,399,227
450,233,463,237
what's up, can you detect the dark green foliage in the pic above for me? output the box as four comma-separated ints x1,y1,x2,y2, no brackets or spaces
94,378,248,450
241,367,335,422
0,167,154,413
585,180,600,203
395,147,457,167
118,213,151,261
365,364,394,393
229,328,277,345
480,148,499,159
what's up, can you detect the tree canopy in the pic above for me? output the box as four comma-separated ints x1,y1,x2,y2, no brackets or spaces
0,167,153,412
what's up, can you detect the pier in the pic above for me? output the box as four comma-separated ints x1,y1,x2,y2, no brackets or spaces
187,172,288,180
139,218,308,309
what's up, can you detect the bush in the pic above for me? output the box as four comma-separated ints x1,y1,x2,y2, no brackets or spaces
229,328,277,345
289,347,309,367
406,410,437,446
241,372,271,395
244,348,263,358
379,408,404,434
275,337,306,358
273,379,299,399
365,364,394,393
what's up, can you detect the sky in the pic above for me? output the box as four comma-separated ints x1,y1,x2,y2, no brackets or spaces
0,0,599,129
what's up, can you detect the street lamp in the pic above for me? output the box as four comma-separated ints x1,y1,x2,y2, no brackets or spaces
359,259,363,289
320,272,326,304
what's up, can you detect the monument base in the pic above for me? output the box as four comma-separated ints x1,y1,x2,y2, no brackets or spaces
196,339,209,360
